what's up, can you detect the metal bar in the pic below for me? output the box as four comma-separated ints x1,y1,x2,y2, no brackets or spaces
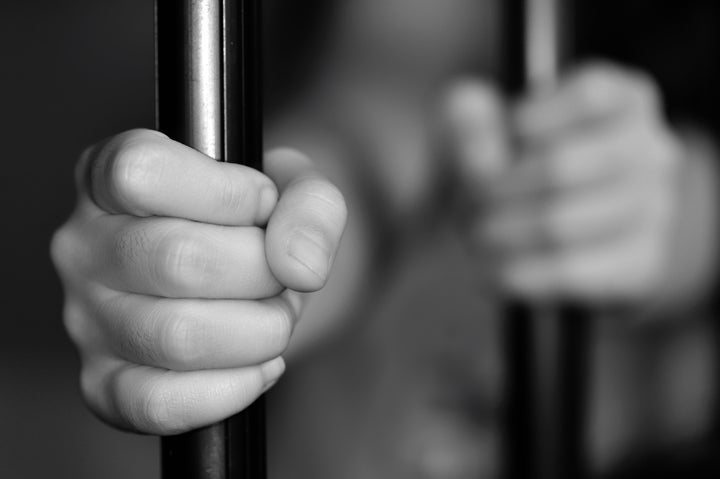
156,0,265,477
223,3,267,478
500,1,590,479
156,0,223,157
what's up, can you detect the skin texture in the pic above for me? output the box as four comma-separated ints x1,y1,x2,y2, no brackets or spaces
51,130,347,434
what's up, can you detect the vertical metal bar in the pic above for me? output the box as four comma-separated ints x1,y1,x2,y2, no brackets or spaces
500,5,536,477
156,0,223,157
223,2,267,475
156,0,266,478
500,1,590,479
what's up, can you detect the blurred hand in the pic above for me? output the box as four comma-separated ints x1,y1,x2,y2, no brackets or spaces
51,129,347,435
447,63,683,303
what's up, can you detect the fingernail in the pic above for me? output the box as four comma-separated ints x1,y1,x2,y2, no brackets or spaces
260,357,286,384
287,232,330,280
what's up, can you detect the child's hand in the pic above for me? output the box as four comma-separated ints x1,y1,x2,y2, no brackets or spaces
51,129,347,434
447,64,684,303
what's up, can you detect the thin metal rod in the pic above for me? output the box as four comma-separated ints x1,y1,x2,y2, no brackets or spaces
500,1,590,479
156,0,265,478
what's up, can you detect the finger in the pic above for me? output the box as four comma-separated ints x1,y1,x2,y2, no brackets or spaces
92,289,302,371
482,179,664,250
83,215,283,299
501,229,666,301
445,81,510,195
81,356,285,435
59,293,107,359
515,62,662,140
81,129,278,226
264,149,348,292
486,121,676,201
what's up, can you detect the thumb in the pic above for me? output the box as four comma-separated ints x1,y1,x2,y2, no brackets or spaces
263,148,348,293
445,81,510,196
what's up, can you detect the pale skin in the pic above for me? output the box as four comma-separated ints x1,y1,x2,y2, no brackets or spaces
52,133,347,434
52,3,715,465
448,65,687,304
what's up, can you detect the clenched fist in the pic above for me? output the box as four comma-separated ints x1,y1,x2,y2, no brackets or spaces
51,129,347,435
448,63,689,304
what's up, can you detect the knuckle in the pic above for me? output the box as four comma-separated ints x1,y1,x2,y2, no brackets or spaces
79,361,133,432
576,62,617,84
262,302,294,357
572,63,622,102
113,222,151,270
111,368,182,434
154,234,216,295
160,312,202,370
137,383,176,433
573,63,660,111
107,133,165,210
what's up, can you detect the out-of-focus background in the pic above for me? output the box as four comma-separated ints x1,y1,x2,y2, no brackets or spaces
1,1,720,478
0,1,158,477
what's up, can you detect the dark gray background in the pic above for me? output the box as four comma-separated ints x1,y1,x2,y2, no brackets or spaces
0,1,157,477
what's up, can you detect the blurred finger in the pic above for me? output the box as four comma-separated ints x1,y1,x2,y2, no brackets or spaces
501,229,666,301
445,81,509,194
487,122,676,201
483,177,670,250
515,62,662,140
